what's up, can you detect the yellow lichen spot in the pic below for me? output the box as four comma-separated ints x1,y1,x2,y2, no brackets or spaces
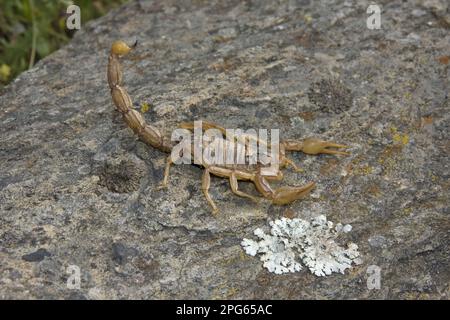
358,165,373,175
304,14,313,23
140,102,150,113
393,133,409,145
401,134,409,145
0,64,11,82
403,207,413,216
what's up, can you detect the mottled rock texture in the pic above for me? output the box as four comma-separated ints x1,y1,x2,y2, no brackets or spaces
0,0,449,299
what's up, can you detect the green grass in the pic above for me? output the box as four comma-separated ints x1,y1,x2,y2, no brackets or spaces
0,0,128,88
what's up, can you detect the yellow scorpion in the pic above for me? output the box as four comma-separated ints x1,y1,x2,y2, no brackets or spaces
107,40,349,213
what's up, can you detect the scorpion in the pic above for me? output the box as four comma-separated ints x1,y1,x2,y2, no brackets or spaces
107,40,349,214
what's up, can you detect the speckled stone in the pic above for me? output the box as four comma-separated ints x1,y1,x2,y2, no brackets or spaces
0,0,448,299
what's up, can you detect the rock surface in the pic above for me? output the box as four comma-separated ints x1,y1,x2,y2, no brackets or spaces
0,0,449,299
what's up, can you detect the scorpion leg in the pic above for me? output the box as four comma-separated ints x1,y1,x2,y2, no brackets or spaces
157,156,172,189
202,169,219,214
283,138,349,156
229,172,258,202
284,158,303,172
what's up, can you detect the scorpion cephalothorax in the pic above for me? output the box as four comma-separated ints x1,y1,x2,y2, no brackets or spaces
107,40,349,214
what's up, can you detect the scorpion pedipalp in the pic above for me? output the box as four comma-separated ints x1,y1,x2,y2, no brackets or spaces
302,138,349,155
253,174,316,205
283,138,349,156
271,182,316,205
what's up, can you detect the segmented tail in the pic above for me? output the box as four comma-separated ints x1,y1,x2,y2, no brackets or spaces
107,40,171,153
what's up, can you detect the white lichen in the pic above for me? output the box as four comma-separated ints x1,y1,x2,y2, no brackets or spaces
241,215,361,276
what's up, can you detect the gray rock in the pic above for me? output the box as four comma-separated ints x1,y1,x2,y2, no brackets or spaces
0,0,448,299
22,249,51,262
111,242,139,265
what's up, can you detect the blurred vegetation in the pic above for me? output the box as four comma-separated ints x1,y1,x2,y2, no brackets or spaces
0,0,128,88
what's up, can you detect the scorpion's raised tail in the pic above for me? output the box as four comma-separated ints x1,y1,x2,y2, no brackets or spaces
108,40,172,153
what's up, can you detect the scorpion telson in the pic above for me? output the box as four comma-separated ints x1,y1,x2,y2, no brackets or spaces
108,40,350,214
